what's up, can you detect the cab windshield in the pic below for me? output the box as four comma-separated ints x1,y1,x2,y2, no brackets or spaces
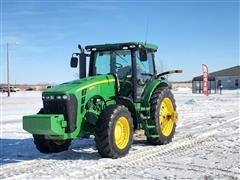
93,50,132,79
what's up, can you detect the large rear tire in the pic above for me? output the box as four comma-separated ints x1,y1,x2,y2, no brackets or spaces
33,135,71,153
147,87,177,145
95,105,133,158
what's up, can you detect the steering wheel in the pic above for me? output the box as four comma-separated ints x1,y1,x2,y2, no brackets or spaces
137,79,145,86
115,63,123,69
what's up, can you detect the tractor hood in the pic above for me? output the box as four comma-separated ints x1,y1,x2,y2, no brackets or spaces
43,75,115,94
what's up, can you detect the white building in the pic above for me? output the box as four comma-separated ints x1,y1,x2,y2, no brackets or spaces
192,65,240,93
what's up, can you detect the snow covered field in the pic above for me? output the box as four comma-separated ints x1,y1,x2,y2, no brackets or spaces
0,89,239,179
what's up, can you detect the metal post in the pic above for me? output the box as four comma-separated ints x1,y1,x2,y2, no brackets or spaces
7,43,10,97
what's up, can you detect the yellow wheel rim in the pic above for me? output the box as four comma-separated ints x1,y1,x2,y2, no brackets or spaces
52,139,66,145
114,116,130,149
159,98,175,136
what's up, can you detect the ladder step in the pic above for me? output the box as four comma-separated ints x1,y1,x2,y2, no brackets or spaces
140,107,150,111
146,125,155,129
150,135,159,138
141,116,150,120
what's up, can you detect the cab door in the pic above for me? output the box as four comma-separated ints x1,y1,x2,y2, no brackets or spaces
135,50,155,99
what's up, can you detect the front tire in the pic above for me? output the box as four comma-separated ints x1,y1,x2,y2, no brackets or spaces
95,105,133,158
33,135,71,153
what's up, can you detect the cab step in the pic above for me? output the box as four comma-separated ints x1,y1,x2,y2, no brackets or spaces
141,115,150,120
149,135,159,138
146,125,156,129
140,107,150,112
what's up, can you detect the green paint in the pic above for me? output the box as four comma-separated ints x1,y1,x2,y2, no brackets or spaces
23,74,117,139
142,79,168,105
23,114,66,135
22,42,174,142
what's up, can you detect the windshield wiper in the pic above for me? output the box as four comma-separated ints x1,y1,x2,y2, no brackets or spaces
113,51,128,64
136,55,147,71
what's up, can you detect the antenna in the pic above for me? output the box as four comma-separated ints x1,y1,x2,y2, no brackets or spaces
144,17,149,45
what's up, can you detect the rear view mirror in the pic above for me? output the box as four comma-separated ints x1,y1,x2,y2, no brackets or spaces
140,49,147,61
70,57,78,68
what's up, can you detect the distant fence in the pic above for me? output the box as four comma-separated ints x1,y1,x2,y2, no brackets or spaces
1,82,193,91
0,84,52,91
171,82,192,90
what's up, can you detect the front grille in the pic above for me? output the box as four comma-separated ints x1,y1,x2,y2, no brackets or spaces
42,94,77,133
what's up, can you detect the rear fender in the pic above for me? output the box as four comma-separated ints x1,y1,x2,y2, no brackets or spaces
142,79,169,105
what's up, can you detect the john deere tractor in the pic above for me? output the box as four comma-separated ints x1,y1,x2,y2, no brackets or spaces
23,42,181,158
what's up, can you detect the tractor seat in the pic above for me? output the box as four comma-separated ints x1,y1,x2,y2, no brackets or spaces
116,66,131,80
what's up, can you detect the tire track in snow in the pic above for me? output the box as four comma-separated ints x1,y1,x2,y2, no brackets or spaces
176,111,239,136
1,112,238,179
0,131,219,179
160,161,239,176
74,130,239,179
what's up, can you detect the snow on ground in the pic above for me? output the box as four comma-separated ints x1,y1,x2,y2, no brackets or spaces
0,89,239,179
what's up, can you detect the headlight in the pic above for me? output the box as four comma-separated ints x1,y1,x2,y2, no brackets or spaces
56,95,61,100
42,94,69,100
62,95,68,100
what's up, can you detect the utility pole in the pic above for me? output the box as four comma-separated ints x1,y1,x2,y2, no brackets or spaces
7,42,10,97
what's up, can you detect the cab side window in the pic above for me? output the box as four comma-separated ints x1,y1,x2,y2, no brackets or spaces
136,51,155,86
115,50,132,80
136,50,155,98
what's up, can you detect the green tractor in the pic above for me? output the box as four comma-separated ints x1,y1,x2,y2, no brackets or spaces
23,42,182,158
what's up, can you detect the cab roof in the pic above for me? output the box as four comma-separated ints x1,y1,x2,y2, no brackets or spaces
85,42,158,51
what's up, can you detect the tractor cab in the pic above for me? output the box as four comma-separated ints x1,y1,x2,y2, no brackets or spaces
71,42,158,102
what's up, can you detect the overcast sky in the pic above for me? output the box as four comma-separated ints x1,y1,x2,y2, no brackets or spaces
1,0,239,84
